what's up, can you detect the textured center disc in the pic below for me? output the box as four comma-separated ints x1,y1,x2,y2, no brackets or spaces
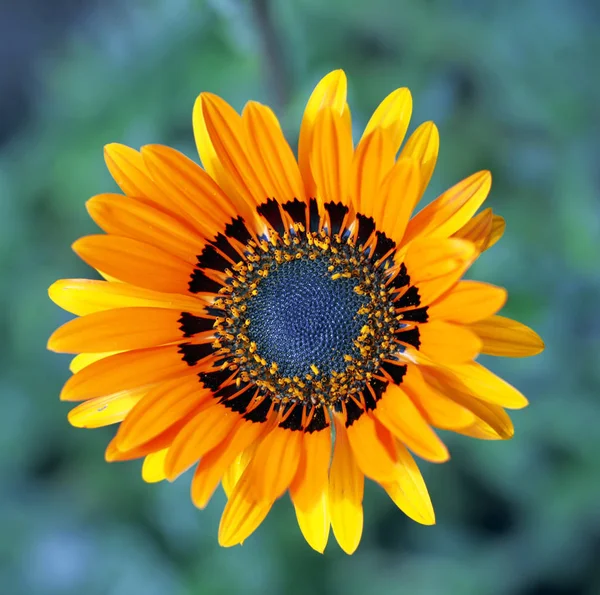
246,258,369,379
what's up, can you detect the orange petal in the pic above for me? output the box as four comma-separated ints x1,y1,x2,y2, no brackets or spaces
191,419,265,509
382,441,435,525
328,416,364,555
403,171,492,243
289,424,332,510
487,214,506,249
427,280,507,323
402,238,477,304
67,388,147,428
452,207,493,251
48,307,188,353
291,488,331,554
374,383,449,462
242,102,306,203
115,377,211,451
455,415,514,440
86,194,203,264
378,158,421,244
398,121,439,203
193,95,253,217
415,320,482,364
142,448,169,483
468,315,544,357
49,279,206,317
361,87,412,154
401,365,474,430
346,413,398,482
140,144,244,233
196,93,268,208
60,345,198,402
164,401,239,481
298,70,347,197
434,361,529,409
424,369,514,439
222,448,255,499
350,128,395,216
246,426,302,501
218,467,274,547
73,235,195,295
104,419,186,462
310,108,354,210
69,351,120,373
104,144,178,212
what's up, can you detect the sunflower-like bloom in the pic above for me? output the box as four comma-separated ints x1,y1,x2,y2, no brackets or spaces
48,70,543,554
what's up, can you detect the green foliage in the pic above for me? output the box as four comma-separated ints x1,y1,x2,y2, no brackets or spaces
1,0,599,593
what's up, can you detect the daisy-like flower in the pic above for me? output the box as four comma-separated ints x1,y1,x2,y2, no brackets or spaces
48,70,543,554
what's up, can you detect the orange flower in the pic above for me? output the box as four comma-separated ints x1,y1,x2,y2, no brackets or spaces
48,70,544,554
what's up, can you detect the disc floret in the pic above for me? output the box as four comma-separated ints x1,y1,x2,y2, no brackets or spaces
212,225,402,406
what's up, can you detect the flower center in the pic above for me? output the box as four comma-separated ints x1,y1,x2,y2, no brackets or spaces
245,257,369,379
212,226,401,406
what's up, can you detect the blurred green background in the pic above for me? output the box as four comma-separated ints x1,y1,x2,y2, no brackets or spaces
1,0,599,593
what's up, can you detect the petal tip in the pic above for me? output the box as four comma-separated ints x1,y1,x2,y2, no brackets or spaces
47,280,65,304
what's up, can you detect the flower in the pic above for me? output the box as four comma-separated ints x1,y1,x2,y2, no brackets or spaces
48,70,544,554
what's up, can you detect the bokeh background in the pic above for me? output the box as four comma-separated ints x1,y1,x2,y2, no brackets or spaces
1,0,599,593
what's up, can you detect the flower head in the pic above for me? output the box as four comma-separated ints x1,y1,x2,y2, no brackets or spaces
48,70,543,554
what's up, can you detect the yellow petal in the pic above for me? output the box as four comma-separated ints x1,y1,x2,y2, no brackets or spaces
350,128,395,216
468,315,544,357
69,351,120,373
328,416,364,555
67,388,146,428
292,488,331,554
435,361,529,410
289,424,332,510
298,70,347,197
222,448,254,499
382,441,435,525
455,415,514,441
49,279,205,317
403,171,492,243
361,87,412,154
487,214,506,249
424,369,514,439
398,121,439,203
378,158,421,244
452,207,493,252
427,280,507,324
218,467,273,547
310,107,354,210
142,448,169,483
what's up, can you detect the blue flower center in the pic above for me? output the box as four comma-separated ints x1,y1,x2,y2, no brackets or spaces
246,258,369,379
